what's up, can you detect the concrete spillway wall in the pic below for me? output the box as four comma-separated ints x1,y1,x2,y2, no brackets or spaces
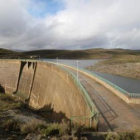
0,60,97,127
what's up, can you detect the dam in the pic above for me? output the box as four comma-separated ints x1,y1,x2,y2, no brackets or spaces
0,60,98,129
1,59,140,132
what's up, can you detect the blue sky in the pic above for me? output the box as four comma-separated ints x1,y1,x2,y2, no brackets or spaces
28,0,64,18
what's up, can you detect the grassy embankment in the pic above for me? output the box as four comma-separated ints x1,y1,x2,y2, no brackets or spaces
87,54,140,80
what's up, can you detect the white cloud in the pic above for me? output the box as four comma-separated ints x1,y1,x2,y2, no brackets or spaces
0,0,140,50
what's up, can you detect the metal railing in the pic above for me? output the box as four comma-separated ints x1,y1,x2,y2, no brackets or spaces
0,59,99,128
59,65,99,128
44,61,99,128
79,68,140,98
2,59,140,98
50,61,140,99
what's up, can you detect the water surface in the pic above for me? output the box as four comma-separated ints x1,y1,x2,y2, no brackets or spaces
43,59,140,93
92,71,140,93
43,59,100,68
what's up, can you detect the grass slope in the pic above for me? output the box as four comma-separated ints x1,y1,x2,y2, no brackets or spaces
23,48,140,59
1,48,140,59
87,54,140,80
0,48,24,59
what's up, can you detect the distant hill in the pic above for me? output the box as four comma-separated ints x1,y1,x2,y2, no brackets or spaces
0,48,25,59
1,48,140,59
23,48,140,59
0,48,17,54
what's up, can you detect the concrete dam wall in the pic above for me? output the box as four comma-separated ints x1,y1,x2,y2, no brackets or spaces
0,60,97,127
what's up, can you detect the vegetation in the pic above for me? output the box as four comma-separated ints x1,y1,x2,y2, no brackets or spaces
0,93,25,111
0,48,25,59
0,48,17,55
0,47,140,59
22,48,140,59
0,92,93,139
87,54,140,80
99,54,140,64
105,130,140,140
2,119,20,132
20,120,46,134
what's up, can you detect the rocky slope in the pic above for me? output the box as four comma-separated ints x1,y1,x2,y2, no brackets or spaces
87,62,140,80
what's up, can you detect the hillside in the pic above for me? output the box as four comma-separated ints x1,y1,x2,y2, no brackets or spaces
87,53,140,80
23,48,140,59
1,48,140,60
0,48,24,59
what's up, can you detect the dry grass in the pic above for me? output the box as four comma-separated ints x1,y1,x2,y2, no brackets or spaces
100,55,140,65
0,94,74,138
20,119,46,134
41,119,70,137
0,93,25,111
106,130,140,140
87,54,140,80
2,119,20,132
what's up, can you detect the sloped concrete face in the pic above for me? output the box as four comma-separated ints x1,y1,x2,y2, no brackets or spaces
29,62,91,123
0,60,92,126
0,60,20,93
15,61,37,101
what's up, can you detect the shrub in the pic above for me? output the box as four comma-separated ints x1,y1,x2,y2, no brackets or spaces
0,94,13,102
20,119,46,134
41,123,60,137
41,119,71,137
59,119,71,135
2,119,20,132
12,101,27,109
0,93,25,111
106,130,140,140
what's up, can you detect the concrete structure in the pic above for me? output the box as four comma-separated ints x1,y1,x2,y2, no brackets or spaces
2,60,140,132
0,60,97,128
44,62,140,131
0,60,20,93
54,63,140,104
59,66,140,132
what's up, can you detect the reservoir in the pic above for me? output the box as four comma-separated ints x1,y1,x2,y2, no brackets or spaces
43,59,140,94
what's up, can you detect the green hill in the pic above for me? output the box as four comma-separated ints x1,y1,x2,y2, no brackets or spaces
23,48,140,59
1,48,140,59
0,48,24,59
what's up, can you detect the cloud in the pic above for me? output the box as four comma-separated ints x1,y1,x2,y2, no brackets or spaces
0,0,140,50
0,0,29,37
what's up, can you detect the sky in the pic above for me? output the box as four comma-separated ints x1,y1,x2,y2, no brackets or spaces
0,0,140,51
